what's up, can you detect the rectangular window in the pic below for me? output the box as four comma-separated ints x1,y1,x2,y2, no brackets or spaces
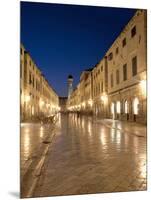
131,26,136,38
33,76,34,87
111,74,114,88
29,72,32,84
36,80,37,90
101,81,103,92
122,38,126,47
132,56,137,76
108,52,113,61
116,47,119,55
101,66,103,72
116,70,120,84
123,64,127,81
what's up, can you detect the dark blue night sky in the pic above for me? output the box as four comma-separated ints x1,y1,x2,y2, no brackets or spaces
21,2,136,97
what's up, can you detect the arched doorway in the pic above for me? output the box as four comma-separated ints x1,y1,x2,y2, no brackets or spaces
133,97,139,121
124,100,129,120
111,102,115,120
116,101,121,119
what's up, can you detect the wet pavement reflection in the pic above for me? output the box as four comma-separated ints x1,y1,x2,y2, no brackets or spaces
21,123,51,168
31,113,146,197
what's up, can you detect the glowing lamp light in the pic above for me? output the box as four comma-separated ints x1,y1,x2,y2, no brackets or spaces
39,99,44,107
88,99,93,106
101,94,108,103
82,102,85,107
140,79,146,96
25,95,30,103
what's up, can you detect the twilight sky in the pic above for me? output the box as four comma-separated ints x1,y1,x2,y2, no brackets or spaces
21,2,136,97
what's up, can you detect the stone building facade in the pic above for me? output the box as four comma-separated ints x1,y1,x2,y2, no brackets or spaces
106,9,147,123
20,44,59,121
92,57,108,118
68,69,93,114
67,9,147,124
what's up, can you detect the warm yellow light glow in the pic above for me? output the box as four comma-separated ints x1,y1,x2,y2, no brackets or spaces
111,103,114,114
133,97,139,115
24,129,30,159
25,95,30,103
31,106,34,115
40,126,44,138
116,101,121,113
82,102,85,107
140,79,146,96
88,121,92,134
101,93,108,103
125,101,128,114
88,99,93,106
39,99,44,107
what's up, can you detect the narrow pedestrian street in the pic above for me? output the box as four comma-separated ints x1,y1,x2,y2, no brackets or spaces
21,113,146,198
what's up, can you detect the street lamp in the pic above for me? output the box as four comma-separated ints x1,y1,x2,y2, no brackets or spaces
100,93,108,104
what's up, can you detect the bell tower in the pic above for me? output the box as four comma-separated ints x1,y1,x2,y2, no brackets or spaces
67,75,73,98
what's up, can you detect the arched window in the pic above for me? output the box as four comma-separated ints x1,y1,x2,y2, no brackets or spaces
116,101,121,113
133,98,139,115
125,100,128,114
111,103,114,114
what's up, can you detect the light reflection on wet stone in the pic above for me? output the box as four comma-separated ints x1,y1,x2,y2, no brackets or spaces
31,113,146,197
21,123,51,167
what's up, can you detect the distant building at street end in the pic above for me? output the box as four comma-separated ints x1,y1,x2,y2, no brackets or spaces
67,75,73,98
59,97,68,113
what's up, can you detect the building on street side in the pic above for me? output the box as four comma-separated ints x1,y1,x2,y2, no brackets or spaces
68,68,93,114
67,9,147,124
106,9,147,123
92,57,108,118
20,44,59,121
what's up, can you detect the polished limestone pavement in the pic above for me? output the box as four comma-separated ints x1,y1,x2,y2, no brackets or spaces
31,113,146,197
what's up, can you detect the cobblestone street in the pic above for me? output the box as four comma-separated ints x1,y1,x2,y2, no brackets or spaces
21,113,147,198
